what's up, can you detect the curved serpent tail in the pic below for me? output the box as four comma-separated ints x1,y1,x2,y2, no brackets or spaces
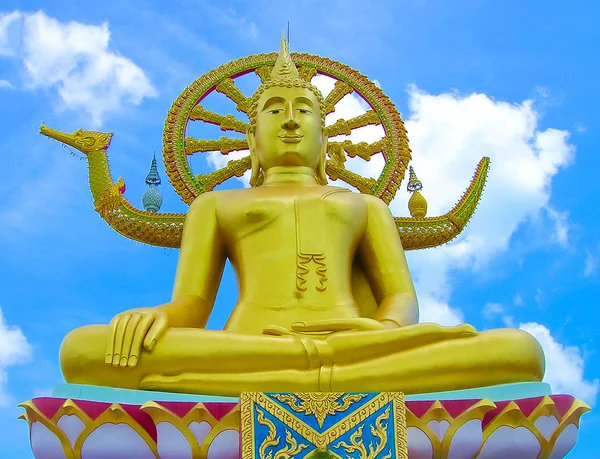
40,124,185,248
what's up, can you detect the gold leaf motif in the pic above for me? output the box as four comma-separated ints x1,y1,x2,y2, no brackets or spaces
272,393,366,428
332,407,391,459
256,408,311,459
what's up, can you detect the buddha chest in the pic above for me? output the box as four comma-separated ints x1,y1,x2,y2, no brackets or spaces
216,187,368,294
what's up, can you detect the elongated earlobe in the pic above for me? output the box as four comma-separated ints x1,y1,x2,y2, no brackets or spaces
247,129,261,187
250,152,261,187
316,134,328,185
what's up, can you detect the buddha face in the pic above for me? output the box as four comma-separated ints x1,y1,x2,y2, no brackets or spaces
248,85,327,174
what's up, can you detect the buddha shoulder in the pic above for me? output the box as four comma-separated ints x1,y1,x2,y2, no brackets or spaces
186,189,283,231
186,189,242,218
321,186,387,211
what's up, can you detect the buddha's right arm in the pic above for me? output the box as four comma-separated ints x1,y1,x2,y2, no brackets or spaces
160,192,227,329
104,194,227,368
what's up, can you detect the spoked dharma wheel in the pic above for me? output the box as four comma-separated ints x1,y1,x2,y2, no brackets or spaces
162,52,412,206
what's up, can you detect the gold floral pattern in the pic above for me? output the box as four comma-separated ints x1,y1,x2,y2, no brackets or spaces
272,393,366,428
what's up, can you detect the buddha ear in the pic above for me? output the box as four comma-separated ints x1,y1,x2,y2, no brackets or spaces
247,128,261,187
316,133,328,185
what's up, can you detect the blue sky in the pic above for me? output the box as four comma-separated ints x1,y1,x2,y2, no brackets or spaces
0,0,599,457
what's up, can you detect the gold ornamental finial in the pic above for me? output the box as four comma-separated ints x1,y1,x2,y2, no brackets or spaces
270,31,300,82
407,166,428,218
406,166,423,192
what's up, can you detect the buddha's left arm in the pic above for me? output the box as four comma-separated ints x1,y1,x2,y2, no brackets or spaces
358,195,419,327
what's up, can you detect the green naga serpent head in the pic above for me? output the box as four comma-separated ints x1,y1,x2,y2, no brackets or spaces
40,124,113,154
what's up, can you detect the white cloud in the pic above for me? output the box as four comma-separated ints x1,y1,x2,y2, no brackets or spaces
0,79,13,89
1,10,156,126
502,316,516,328
0,10,22,56
0,307,31,406
418,295,463,326
546,207,569,247
481,302,517,328
513,293,524,306
520,322,599,405
584,249,597,277
482,302,504,320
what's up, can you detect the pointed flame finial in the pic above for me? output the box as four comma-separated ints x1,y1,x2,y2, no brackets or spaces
270,31,300,82
407,166,423,192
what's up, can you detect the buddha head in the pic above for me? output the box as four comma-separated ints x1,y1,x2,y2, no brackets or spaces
247,36,328,186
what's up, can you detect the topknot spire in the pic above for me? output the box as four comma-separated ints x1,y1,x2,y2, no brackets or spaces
270,31,300,82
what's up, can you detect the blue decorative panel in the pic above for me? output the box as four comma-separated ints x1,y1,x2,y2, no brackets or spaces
241,392,407,458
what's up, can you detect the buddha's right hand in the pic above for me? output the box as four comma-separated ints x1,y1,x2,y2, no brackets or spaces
105,307,169,368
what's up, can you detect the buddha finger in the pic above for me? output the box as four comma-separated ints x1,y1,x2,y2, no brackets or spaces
292,318,382,333
119,313,142,367
262,325,304,337
143,312,168,352
105,315,120,364
112,314,131,366
291,321,351,333
129,314,154,367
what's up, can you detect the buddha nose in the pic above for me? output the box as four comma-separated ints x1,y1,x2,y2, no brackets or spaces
281,103,300,130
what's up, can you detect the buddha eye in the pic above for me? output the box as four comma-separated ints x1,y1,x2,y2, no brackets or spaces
297,109,312,114
268,109,283,115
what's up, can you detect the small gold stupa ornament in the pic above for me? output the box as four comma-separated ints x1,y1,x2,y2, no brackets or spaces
407,166,428,218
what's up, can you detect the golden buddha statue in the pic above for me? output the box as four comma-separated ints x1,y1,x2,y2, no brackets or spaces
59,38,545,397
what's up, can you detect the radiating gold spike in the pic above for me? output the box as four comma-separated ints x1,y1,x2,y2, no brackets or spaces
197,156,251,191
329,138,386,161
325,110,380,137
189,106,248,134
326,143,347,169
325,162,376,193
215,78,250,113
337,169,377,193
255,66,273,84
184,137,248,155
324,80,353,114
298,66,318,82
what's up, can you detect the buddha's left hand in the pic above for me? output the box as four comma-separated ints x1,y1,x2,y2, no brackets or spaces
263,318,395,336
